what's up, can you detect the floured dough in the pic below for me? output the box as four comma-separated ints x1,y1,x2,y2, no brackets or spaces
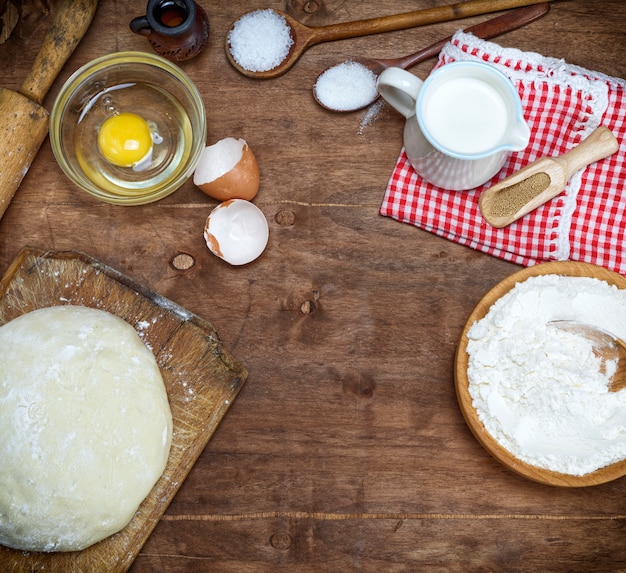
0,305,173,552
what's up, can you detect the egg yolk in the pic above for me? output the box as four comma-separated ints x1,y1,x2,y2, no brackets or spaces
97,112,153,167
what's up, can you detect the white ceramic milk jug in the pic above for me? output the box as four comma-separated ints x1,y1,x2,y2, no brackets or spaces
377,61,530,190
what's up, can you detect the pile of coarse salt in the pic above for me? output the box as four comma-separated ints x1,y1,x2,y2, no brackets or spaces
314,60,379,112
228,9,294,73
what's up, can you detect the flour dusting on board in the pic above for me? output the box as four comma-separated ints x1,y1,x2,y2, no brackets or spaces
467,274,626,476
136,319,152,330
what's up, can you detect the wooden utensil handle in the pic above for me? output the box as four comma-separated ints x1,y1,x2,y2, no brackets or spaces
555,126,619,177
19,0,99,105
400,3,549,70
310,0,551,44
0,89,50,220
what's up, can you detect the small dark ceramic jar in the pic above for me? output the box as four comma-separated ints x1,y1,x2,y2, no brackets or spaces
130,0,210,62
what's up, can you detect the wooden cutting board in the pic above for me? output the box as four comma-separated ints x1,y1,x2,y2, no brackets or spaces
0,246,248,572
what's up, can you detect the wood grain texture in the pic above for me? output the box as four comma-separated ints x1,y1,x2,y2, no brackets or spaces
0,1,625,571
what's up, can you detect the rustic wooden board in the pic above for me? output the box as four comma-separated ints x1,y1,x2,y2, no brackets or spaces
0,246,248,573
455,261,626,487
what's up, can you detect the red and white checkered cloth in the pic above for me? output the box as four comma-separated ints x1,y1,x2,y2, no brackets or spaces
380,31,626,274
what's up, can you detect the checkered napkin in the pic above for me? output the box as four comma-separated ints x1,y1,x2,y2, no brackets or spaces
380,31,626,274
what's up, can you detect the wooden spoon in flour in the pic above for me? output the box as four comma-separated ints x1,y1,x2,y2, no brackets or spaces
548,320,626,393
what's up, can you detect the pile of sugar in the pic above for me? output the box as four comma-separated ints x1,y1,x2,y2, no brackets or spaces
466,274,626,476
314,60,379,112
228,9,294,73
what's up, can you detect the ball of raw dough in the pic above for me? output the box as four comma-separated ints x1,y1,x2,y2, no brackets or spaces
0,305,173,552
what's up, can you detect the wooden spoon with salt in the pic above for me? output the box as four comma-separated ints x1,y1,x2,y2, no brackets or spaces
548,321,626,393
313,3,550,112
226,0,552,79
479,126,619,228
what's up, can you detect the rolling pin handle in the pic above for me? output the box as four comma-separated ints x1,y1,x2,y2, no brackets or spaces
19,0,99,105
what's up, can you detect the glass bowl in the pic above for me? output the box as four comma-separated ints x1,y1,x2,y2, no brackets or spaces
50,52,206,205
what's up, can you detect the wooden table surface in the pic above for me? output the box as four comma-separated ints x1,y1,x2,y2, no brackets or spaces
1,1,625,571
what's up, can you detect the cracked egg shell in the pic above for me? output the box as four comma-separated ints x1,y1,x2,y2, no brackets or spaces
193,137,260,201
204,199,269,266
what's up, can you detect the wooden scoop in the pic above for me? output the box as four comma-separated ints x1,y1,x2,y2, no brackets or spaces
0,0,98,221
226,0,552,79
548,320,626,393
479,126,619,228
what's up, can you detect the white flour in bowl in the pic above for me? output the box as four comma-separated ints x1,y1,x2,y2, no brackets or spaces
466,273,626,476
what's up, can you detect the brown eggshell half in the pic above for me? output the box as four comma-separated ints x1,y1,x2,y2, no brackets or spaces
197,144,260,202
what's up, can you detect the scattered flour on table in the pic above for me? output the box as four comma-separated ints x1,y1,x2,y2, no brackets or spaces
466,274,626,476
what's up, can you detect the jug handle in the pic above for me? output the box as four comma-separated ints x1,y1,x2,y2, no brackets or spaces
377,67,423,119
130,15,151,37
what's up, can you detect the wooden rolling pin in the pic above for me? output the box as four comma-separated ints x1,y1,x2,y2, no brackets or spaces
0,0,99,221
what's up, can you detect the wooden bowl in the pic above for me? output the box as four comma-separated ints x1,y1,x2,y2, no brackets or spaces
455,261,626,487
